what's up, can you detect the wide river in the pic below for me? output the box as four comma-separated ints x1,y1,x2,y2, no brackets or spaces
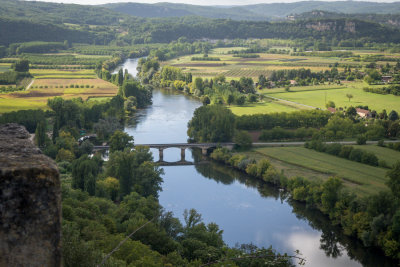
120,58,395,267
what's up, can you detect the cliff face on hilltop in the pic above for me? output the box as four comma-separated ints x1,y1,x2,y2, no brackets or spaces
0,123,61,267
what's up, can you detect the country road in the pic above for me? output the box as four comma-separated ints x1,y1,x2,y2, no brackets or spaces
252,140,400,147
264,95,318,109
26,78,35,90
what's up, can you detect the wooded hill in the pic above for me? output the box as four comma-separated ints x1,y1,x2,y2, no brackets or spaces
2,0,400,45
104,1,400,20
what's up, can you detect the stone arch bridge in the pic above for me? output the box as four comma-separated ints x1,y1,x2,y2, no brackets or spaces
93,143,235,164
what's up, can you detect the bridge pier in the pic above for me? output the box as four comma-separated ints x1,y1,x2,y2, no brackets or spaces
159,148,164,162
180,148,186,161
201,147,208,155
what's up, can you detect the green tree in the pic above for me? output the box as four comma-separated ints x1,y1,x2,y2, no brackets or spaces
106,147,162,198
71,155,99,195
388,110,399,121
109,130,134,152
321,177,342,214
325,101,335,109
234,130,252,149
187,105,235,142
386,161,400,199
117,69,124,86
35,120,47,148
13,59,29,72
346,93,353,102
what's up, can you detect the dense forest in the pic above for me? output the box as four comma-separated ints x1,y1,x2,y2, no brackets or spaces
2,0,400,46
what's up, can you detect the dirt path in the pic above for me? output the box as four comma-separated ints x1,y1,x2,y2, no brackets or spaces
26,79,35,90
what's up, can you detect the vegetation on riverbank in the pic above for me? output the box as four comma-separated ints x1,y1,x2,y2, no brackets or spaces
209,146,400,261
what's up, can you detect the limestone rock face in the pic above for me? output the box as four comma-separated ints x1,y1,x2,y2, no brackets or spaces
0,123,61,267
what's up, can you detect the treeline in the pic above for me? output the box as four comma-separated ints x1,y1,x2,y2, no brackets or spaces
0,71,30,85
191,56,220,61
259,127,317,141
291,51,353,58
128,17,400,44
9,41,68,55
232,54,260,58
0,18,106,46
305,141,383,168
210,147,400,262
236,110,331,130
363,85,400,96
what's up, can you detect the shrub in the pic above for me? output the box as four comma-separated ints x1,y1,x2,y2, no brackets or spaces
349,149,363,162
339,146,353,158
357,135,367,145
325,143,342,156
361,152,379,166
377,140,385,147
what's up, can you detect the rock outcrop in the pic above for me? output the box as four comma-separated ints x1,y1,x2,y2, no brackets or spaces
0,123,61,267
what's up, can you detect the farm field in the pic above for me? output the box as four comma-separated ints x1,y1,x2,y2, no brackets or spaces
0,78,118,113
254,146,389,196
262,81,400,113
228,98,305,115
165,48,345,80
30,69,96,79
352,145,400,167
0,63,11,73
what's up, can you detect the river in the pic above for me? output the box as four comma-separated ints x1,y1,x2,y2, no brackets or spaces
119,58,395,267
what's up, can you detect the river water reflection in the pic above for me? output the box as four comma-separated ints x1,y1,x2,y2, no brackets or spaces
121,58,395,267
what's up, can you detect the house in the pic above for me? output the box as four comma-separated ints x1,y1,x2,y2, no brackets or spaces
327,107,337,113
356,108,371,118
290,80,297,86
382,76,393,83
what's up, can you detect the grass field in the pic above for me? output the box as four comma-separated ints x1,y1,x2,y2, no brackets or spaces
30,69,96,79
228,98,306,115
0,63,11,73
0,78,118,113
263,81,400,113
352,145,400,167
165,49,342,80
254,146,389,196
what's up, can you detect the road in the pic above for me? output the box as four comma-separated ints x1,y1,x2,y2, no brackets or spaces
26,78,35,90
264,95,318,110
253,140,400,147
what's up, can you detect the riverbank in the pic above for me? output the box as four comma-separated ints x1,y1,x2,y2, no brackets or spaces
208,147,400,263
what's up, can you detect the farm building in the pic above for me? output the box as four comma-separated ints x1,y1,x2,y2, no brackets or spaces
356,108,371,118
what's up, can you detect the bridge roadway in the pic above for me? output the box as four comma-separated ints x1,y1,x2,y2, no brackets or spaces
93,142,235,161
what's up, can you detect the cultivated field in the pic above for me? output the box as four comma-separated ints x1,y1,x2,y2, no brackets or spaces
351,145,400,167
254,146,389,196
30,69,96,79
228,98,306,115
263,81,400,113
0,78,118,113
166,48,342,80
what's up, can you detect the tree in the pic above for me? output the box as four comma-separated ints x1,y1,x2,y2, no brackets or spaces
106,147,162,197
109,130,134,152
386,161,400,199
325,101,335,109
13,59,29,72
388,110,399,121
321,177,342,214
346,106,357,117
227,94,234,106
201,95,210,106
346,93,353,102
234,130,252,149
117,69,124,86
35,120,47,148
71,155,99,195
187,105,235,142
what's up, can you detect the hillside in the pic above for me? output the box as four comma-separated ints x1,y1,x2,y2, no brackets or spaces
103,1,400,20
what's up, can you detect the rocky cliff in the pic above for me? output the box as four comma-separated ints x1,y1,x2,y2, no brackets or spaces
0,123,61,267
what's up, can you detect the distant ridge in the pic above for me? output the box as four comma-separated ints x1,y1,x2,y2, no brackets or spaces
103,1,400,20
